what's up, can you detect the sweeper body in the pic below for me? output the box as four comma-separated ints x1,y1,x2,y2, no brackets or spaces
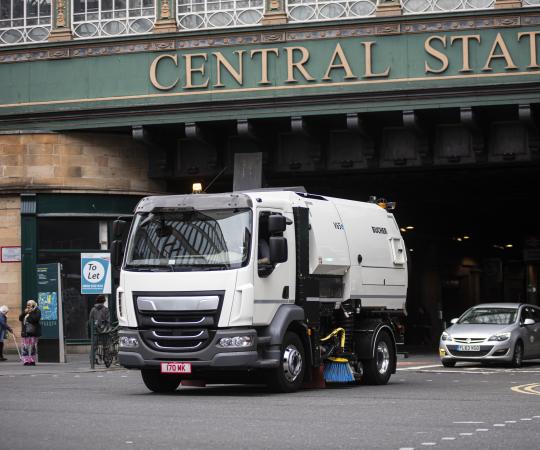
112,190,407,393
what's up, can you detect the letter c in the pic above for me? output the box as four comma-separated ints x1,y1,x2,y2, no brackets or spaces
150,54,179,91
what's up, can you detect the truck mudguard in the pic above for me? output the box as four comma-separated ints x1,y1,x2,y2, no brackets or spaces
354,319,396,361
259,304,305,346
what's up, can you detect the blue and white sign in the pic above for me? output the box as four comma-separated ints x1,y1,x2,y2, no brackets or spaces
81,253,111,294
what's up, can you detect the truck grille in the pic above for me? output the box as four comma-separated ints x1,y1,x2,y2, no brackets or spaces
133,291,223,353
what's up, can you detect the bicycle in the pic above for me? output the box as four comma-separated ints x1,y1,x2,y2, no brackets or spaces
91,323,119,369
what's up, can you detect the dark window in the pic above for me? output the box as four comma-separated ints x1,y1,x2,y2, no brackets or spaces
39,219,100,249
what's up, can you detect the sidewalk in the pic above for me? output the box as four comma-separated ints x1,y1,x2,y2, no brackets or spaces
0,353,122,377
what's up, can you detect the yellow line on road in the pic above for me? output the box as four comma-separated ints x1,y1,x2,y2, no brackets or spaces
511,383,540,396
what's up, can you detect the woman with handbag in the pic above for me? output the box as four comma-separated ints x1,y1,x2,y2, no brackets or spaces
19,299,41,366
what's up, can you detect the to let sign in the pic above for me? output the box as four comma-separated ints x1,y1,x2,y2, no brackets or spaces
81,253,112,294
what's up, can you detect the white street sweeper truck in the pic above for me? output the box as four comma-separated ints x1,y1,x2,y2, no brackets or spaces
111,189,407,392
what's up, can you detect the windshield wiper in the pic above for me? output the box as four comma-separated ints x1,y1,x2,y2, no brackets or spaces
125,264,174,272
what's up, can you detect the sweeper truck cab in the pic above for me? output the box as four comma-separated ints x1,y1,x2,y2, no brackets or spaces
111,190,407,393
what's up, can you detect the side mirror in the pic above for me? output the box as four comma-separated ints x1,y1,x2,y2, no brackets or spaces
523,318,535,326
110,240,124,269
113,219,128,239
268,214,286,235
269,236,287,264
450,318,458,324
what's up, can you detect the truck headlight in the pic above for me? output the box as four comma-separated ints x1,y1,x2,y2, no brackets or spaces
488,332,510,342
441,332,452,341
119,336,139,348
218,336,253,348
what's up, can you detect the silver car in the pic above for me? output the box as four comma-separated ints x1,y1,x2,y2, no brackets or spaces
439,303,540,368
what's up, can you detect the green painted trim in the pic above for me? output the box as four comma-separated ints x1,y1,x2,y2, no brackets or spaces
21,194,38,307
37,194,141,215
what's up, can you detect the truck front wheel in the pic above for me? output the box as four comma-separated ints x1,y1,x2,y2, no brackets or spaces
267,331,306,393
141,369,182,393
361,330,395,385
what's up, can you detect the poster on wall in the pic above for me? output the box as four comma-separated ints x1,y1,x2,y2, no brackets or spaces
36,263,65,363
1,246,21,262
81,253,112,295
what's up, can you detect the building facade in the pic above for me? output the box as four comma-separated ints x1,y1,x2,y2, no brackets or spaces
1,0,539,346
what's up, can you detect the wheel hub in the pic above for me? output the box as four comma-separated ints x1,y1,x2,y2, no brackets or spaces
282,345,303,382
376,341,390,375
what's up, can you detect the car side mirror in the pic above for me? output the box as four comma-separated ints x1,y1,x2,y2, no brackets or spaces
450,318,458,324
269,236,287,264
523,318,535,326
268,214,286,235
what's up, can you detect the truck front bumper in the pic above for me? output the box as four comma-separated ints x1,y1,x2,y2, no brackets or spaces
118,328,278,370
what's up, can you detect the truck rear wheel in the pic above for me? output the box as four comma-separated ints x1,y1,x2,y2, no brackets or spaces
361,330,395,385
267,331,306,393
141,369,182,393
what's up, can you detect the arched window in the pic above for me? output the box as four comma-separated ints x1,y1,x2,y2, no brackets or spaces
176,0,264,31
401,0,494,14
287,0,377,23
72,0,157,38
0,0,52,46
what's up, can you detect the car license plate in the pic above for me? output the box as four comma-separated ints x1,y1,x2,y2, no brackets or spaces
161,362,192,374
457,345,480,352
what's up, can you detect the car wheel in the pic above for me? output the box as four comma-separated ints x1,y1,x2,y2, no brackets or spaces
141,369,182,393
266,331,306,393
511,341,524,368
441,359,456,368
362,330,395,385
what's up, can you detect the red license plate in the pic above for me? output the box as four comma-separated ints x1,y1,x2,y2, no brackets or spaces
160,362,192,374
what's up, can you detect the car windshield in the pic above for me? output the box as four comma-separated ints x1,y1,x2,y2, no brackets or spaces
458,307,518,325
124,208,252,271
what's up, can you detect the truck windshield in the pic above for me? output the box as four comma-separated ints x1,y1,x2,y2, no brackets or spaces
124,208,252,271
458,308,518,325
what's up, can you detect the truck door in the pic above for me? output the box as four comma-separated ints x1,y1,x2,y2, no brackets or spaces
253,209,295,325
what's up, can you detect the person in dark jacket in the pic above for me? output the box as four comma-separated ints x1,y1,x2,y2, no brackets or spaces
19,299,41,366
0,305,14,361
89,295,111,364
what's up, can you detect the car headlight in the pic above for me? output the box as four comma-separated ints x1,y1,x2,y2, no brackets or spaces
218,336,253,348
441,332,452,341
488,332,511,342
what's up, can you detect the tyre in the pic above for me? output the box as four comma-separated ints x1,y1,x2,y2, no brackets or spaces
441,359,456,368
511,341,523,368
141,369,182,393
266,331,306,393
362,330,395,385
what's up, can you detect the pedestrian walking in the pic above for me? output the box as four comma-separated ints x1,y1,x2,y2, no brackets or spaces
19,300,41,366
89,295,111,364
0,305,14,361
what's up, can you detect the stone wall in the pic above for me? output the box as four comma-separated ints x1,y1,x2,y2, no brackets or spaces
0,132,164,353
0,132,164,194
0,195,21,346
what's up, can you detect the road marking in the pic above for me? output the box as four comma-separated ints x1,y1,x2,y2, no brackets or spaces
421,443,437,446
441,437,456,440
511,383,540,396
453,421,484,424
505,421,517,423
398,365,442,370
520,418,532,421
398,447,415,450
459,433,473,436
493,424,505,427
476,429,489,432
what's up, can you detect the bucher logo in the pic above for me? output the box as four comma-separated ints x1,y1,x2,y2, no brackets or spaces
333,222,344,230
372,226,388,234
